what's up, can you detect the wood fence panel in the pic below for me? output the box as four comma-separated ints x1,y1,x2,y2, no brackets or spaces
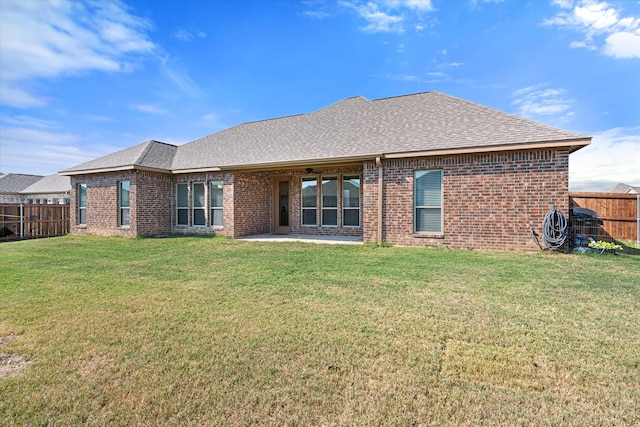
569,192,638,242
0,204,70,241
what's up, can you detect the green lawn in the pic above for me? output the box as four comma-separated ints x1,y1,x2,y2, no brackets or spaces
1,235,639,426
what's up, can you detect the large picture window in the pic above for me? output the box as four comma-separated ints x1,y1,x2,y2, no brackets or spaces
301,177,317,226
342,175,360,227
321,176,338,226
415,170,443,233
119,181,130,226
77,183,87,225
176,183,189,226
193,182,206,226
210,181,223,227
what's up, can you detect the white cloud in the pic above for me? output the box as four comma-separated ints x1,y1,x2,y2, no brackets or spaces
132,104,167,115
159,55,203,98
0,0,156,108
605,31,640,58
544,0,640,59
569,127,640,191
0,123,119,175
512,85,575,119
172,29,207,41
340,0,435,33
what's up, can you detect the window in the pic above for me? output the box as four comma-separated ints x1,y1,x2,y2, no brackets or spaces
193,182,206,226
119,181,131,226
301,177,317,226
210,181,223,226
176,183,189,226
77,184,87,225
321,176,338,226
342,175,360,227
415,170,443,233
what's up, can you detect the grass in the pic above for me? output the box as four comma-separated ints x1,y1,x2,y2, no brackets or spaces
1,235,639,426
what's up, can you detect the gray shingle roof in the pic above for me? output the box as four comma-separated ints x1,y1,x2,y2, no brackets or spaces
61,140,177,174
0,173,43,193
62,91,590,175
603,183,640,194
20,174,71,194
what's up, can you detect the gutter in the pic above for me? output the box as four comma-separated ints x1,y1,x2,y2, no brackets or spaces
376,156,383,244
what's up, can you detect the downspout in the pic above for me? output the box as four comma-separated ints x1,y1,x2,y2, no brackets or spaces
376,156,383,243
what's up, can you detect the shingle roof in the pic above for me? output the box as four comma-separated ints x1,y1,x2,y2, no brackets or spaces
62,91,590,175
20,174,71,194
603,183,640,194
61,140,178,174
0,173,43,193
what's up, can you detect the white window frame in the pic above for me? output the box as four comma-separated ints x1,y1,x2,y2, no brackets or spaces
321,176,338,227
77,184,87,225
301,177,318,226
192,182,206,227
414,170,443,234
342,175,360,227
210,181,224,227
176,183,189,226
118,181,131,227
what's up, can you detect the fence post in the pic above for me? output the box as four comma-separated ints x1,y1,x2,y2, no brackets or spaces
19,203,24,239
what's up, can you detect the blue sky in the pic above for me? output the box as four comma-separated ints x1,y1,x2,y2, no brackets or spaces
0,0,638,190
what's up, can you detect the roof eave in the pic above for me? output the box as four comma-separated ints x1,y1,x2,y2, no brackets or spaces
383,138,591,159
60,165,171,176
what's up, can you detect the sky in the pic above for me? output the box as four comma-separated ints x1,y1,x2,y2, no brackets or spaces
0,0,638,191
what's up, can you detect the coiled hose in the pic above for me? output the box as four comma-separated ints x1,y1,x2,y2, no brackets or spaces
542,205,567,250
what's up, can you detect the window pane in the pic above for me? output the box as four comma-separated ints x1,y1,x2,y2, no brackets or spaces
415,171,442,206
78,209,86,225
343,209,359,227
322,208,337,226
302,209,317,225
177,209,189,225
177,184,188,207
120,181,130,208
120,208,130,226
322,177,338,208
416,208,441,233
78,184,86,207
302,178,317,207
211,181,223,207
193,209,205,226
343,176,360,208
193,183,205,208
212,209,223,226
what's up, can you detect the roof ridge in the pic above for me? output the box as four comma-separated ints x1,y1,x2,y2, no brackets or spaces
135,139,176,165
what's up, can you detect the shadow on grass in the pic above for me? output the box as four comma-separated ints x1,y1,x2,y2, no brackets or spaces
619,241,640,256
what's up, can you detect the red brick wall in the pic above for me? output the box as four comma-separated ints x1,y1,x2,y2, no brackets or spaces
135,171,172,236
171,172,234,237
70,172,138,237
364,148,570,251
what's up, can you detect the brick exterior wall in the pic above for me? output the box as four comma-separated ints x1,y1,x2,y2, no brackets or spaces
68,148,570,251
70,171,138,237
363,148,570,251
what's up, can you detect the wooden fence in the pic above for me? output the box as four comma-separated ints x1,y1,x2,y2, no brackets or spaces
0,204,70,241
569,192,639,243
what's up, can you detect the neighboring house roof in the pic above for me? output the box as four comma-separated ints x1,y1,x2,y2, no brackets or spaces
20,174,71,194
603,183,640,194
61,91,591,175
0,173,43,194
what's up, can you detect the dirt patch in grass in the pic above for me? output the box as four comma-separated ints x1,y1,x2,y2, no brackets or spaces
441,339,550,392
0,335,32,378
0,354,31,378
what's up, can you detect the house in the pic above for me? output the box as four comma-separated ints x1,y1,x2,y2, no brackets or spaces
0,174,43,203
603,183,640,194
60,91,591,251
20,174,71,204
